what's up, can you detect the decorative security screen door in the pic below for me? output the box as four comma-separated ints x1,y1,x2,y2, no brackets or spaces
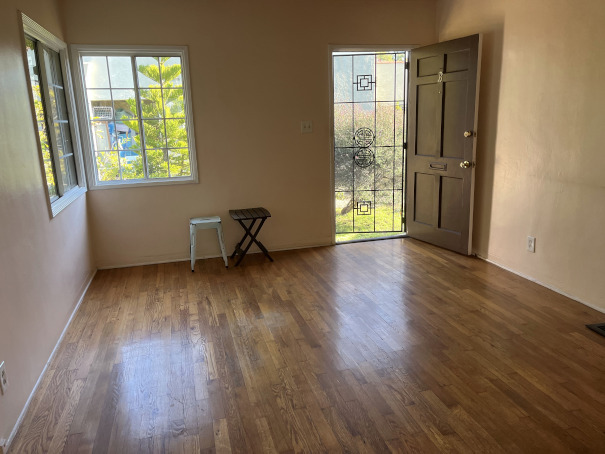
406,35,480,254
333,52,409,242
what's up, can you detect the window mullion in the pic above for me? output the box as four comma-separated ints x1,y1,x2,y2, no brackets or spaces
130,56,149,179
38,42,65,196
105,56,123,181
159,60,170,178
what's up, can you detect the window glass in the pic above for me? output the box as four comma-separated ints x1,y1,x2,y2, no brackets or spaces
25,37,58,200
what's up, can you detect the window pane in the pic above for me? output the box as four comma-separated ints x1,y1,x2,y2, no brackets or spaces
120,150,144,180
136,57,161,88
147,149,168,178
108,56,134,88
142,120,165,148
87,89,113,119
60,155,77,191
333,55,352,103
165,119,187,148
43,49,67,121
139,89,163,119
353,54,375,103
91,121,116,150
54,122,73,157
376,102,394,147
163,88,184,118
112,89,137,119
96,151,120,181
395,54,406,101
116,120,139,151
26,37,58,199
82,56,109,88
162,57,182,87
168,149,190,177
52,86,69,122
376,53,395,102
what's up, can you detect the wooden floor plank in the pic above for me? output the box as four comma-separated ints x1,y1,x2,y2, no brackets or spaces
9,239,605,453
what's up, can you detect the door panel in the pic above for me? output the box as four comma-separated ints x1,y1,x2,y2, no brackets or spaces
440,176,463,233
416,84,440,156
446,50,470,73
406,34,481,254
418,56,442,76
414,173,434,225
442,80,468,158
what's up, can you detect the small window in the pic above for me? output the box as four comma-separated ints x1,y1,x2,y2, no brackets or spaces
22,14,86,216
71,46,198,188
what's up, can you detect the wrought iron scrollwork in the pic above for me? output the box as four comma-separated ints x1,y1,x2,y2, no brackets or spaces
354,148,375,168
355,201,372,215
354,127,375,168
354,75,375,91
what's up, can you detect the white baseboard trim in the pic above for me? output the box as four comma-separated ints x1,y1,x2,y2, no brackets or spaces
476,253,605,315
5,268,97,451
97,240,334,270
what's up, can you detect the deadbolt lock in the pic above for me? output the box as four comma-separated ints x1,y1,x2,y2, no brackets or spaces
460,160,473,169
464,131,473,138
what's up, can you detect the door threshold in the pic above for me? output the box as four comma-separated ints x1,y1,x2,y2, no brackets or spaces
336,233,408,245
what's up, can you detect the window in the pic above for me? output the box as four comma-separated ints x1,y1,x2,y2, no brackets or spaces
22,14,86,216
71,46,198,188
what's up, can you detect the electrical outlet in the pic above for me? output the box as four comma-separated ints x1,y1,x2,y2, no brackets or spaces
527,236,536,253
0,362,7,394
300,120,313,134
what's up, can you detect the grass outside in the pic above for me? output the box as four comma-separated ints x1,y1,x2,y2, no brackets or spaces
335,205,404,243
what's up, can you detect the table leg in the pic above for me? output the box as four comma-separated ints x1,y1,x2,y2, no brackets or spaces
231,219,256,259
235,219,259,266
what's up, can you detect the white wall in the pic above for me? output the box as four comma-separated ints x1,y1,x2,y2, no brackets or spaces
60,0,438,268
0,0,95,441
437,0,605,310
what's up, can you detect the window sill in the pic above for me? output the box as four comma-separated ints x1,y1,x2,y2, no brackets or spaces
51,186,87,217
89,176,199,190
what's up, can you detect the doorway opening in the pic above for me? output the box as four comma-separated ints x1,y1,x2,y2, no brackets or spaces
332,50,409,243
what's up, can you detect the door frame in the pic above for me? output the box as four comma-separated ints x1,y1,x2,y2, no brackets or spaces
328,44,418,245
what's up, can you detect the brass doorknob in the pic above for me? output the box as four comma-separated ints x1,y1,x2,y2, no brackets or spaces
460,160,472,169
464,131,473,138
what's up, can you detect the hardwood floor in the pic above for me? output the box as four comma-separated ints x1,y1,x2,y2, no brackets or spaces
9,239,605,453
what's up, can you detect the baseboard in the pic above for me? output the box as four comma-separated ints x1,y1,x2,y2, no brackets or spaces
476,253,605,315
5,268,97,451
97,240,334,270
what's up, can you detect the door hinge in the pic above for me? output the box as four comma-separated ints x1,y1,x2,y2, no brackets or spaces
405,61,410,70
403,142,408,150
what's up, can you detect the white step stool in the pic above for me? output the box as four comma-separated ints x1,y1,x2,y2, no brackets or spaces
189,216,228,271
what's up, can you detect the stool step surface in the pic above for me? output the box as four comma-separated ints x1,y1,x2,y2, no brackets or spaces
190,216,221,225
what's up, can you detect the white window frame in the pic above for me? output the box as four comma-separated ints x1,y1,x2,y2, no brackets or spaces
21,13,87,217
70,45,198,189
